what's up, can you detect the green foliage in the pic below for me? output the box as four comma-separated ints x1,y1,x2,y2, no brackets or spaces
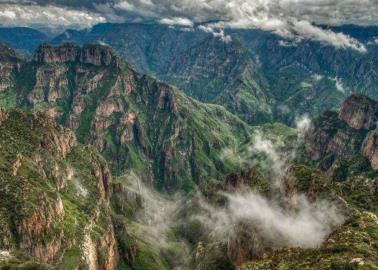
239,213,378,270
76,69,117,143
0,110,116,268
0,89,17,108
58,246,81,270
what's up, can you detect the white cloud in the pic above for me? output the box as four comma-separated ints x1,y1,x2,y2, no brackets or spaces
333,77,346,93
195,190,344,249
295,114,312,139
290,20,367,52
0,0,375,51
312,74,324,81
278,39,297,47
198,25,232,42
113,0,372,52
197,130,344,251
0,4,106,29
159,17,194,27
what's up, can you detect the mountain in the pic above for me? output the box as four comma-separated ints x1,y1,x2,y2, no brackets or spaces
0,27,49,56
239,211,378,269
0,108,184,270
160,37,273,124
1,95,378,269
0,109,117,269
235,94,378,269
0,43,22,105
51,23,378,124
1,41,378,270
0,43,251,192
304,94,378,180
1,25,378,270
233,27,378,121
52,23,273,124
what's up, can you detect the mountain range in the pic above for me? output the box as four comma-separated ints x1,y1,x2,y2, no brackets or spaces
0,22,377,270
2,23,378,124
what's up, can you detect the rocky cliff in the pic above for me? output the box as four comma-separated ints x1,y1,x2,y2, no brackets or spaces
160,37,273,124
51,25,274,125
0,43,21,93
49,23,378,125
339,94,378,130
305,94,378,179
0,110,118,269
0,43,250,192
34,43,120,67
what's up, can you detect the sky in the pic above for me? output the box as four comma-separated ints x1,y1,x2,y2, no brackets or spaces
0,0,377,51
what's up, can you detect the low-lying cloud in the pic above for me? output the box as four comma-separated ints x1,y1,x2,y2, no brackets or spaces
197,124,344,256
124,122,344,267
124,172,190,266
196,190,344,249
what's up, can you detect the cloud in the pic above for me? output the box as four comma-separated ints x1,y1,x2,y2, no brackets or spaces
119,171,190,267
196,128,344,256
0,1,374,50
111,0,371,52
198,25,232,42
295,114,312,139
122,127,344,266
195,190,344,249
0,3,106,29
290,20,367,52
249,133,290,187
278,0,378,26
159,17,194,27
332,77,347,93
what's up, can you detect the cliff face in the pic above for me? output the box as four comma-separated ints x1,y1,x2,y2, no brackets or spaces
34,43,120,67
52,26,275,125
305,94,378,178
0,110,118,269
49,24,378,125
0,43,250,192
0,43,21,92
339,94,378,130
159,37,273,124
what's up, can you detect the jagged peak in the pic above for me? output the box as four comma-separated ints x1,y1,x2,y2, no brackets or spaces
33,43,121,67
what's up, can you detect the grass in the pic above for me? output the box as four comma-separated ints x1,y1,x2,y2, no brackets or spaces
58,246,81,270
0,109,118,268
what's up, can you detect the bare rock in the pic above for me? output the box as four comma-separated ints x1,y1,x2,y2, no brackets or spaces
339,94,378,130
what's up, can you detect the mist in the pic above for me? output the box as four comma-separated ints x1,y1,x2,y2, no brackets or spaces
123,116,344,267
195,116,344,258
193,190,344,250
122,171,190,267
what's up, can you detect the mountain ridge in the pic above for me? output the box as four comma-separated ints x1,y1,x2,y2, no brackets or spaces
0,42,252,192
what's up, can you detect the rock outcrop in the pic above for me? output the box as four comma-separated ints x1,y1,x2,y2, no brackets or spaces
305,94,378,175
0,43,21,91
339,94,378,130
362,129,378,170
34,43,119,67
0,110,119,269
0,43,250,191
